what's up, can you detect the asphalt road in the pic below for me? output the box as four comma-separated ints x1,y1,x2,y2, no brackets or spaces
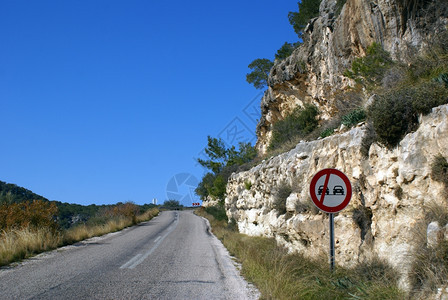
0,210,259,300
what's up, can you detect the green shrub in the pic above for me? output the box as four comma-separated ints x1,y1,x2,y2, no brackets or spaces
411,81,448,115
244,180,252,190
344,43,393,86
434,72,448,88
204,205,228,222
368,91,416,148
341,108,366,127
269,104,318,151
320,127,335,138
369,80,448,148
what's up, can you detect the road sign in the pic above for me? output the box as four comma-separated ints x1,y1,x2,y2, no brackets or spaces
309,168,352,271
309,168,352,214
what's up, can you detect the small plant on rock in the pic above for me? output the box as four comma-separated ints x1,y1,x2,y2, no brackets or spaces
244,180,252,190
344,43,394,86
269,104,318,151
341,108,366,127
273,182,292,215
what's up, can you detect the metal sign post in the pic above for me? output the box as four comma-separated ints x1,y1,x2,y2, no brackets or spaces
309,169,352,272
329,213,335,271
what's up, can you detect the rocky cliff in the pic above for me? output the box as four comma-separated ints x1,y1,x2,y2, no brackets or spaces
226,104,448,289
256,0,448,155
222,0,448,292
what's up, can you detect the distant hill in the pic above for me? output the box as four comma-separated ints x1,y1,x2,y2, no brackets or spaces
0,180,99,228
0,180,157,229
0,180,48,203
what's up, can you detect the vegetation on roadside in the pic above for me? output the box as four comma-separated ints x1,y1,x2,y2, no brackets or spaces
160,199,183,210
0,181,159,267
196,206,404,300
195,136,256,202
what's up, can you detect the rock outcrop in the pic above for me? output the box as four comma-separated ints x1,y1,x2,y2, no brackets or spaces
256,0,448,155
226,104,448,289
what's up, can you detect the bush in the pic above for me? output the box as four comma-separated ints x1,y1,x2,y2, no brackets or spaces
369,81,448,148
344,43,393,86
410,81,448,115
368,90,416,148
269,104,318,151
320,127,335,138
0,200,58,231
341,108,366,127
204,205,228,222
434,72,448,88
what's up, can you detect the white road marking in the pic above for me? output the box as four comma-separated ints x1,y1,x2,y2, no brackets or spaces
119,254,143,269
120,213,179,270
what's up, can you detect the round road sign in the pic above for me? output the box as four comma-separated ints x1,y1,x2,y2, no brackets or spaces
309,169,352,213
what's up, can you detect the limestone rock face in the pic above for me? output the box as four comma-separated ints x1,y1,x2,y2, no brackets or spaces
226,105,448,289
256,0,448,155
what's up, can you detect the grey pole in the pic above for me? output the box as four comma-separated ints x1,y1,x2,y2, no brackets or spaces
329,213,335,271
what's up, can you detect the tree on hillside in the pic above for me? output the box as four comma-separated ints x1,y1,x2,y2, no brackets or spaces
275,42,297,61
196,137,257,201
246,58,274,89
163,199,181,207
288,0,322,39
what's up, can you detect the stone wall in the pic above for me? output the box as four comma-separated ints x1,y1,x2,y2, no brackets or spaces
226,104,448,289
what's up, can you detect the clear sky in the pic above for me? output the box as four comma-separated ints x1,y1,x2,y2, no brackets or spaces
0,0,299,206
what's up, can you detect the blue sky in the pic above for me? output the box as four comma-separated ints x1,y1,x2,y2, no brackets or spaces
0,1,299,206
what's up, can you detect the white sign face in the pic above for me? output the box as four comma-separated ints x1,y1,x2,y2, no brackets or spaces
314,173,347,207
309,169,352,213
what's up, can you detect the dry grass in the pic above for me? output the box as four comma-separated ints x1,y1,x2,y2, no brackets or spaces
0,227,61,266
0,208,159,267
196,206,404,299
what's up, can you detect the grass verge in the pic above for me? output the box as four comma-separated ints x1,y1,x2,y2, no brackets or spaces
0,208,158,267
196,206,404,299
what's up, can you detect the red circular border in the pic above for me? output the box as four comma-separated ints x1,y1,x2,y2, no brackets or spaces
309,169,352,213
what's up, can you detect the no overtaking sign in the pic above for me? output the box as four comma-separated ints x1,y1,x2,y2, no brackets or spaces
309,168,352,213
309,168,352,271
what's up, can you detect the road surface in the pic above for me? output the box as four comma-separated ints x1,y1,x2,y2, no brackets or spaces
0,210,259,299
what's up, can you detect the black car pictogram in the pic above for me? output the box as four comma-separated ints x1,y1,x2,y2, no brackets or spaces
333,185,345,195
317,185,330,195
